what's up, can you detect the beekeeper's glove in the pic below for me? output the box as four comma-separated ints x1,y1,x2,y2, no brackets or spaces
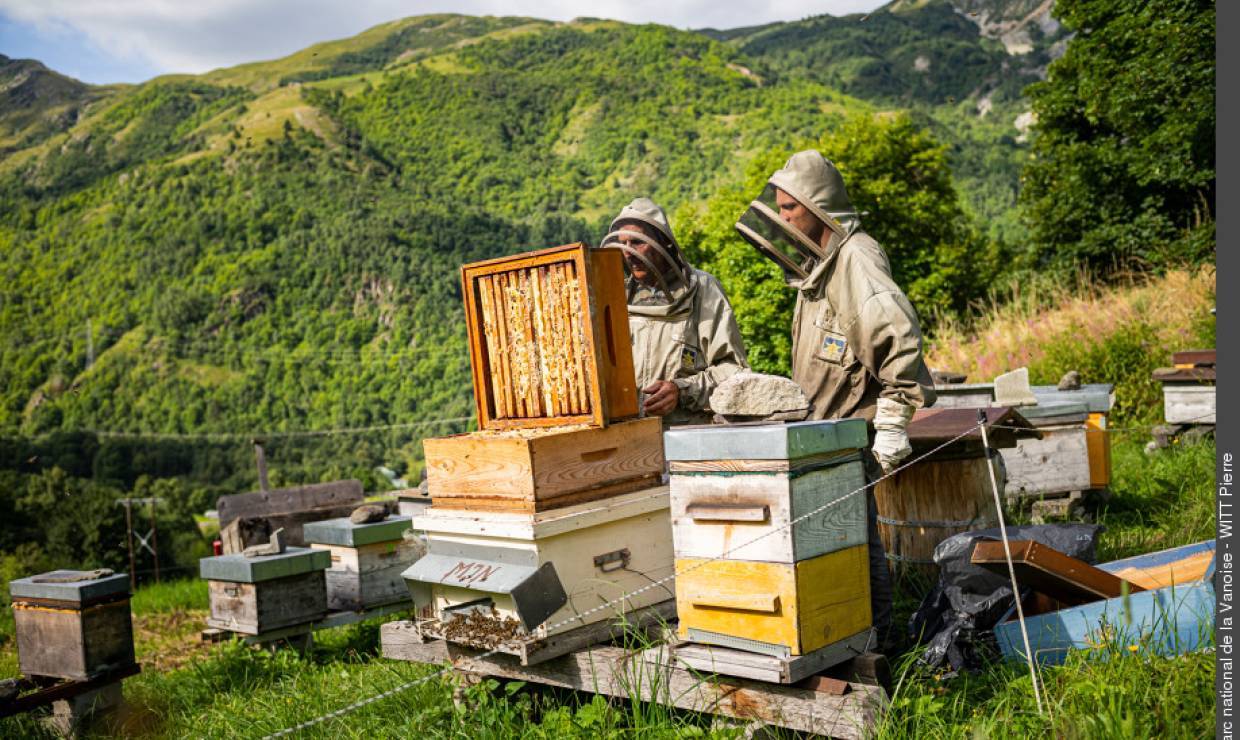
872,397,915,474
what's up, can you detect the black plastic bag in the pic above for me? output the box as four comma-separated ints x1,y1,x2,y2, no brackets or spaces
910,523,1102,672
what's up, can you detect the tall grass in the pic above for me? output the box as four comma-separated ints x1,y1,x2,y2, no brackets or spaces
928,269,1216,424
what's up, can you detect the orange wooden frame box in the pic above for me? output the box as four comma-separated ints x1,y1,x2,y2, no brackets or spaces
461,243,639,430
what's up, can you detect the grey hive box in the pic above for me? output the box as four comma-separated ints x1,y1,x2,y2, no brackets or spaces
303,516,423,611
200,547,330,635
1001,402,1092,497
9,570,135,681
665,420,870,564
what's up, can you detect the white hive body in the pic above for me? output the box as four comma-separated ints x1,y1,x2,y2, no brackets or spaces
403,486,674,642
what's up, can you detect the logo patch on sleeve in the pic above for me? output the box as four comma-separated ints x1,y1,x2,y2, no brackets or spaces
680,346,701,370
820,333,848,364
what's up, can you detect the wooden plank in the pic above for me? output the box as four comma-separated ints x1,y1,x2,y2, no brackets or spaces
1000,424,1092,497
1109,549,1215,590
1171,349,1215,367
675,546,870,656
423,417,664,511
216,480,364,528
1153,367,1216,382
380,622,885,738
0,664,140,720
670,462,867,563
1085,413,1112,488
971,540,1143,605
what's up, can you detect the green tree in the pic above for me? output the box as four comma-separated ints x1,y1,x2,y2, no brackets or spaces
1020,0,1215,270
681,113,992,375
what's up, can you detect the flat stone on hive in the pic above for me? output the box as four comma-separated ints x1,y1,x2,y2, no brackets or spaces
710,372,809,417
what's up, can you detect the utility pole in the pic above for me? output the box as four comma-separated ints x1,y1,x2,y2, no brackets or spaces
116,497,163,588
121,499,136,591
148,499,160,583
85,319,94,369
253,438,270,492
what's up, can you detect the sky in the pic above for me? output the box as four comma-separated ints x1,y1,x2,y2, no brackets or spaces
0,0,886,85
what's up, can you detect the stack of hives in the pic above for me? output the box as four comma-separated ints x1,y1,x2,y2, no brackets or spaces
401,244,674,662
661,420,876,684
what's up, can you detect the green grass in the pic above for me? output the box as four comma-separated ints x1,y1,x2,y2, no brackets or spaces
0,435,1215,738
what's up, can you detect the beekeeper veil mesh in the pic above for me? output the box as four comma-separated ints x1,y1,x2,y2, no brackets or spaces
735,150,860,285
600,197,692,307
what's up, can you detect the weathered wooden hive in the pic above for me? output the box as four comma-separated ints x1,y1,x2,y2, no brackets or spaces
1153,349,1215,425
663,420,873,669
303,515,423,611
200,547,330,635
462,242,638,430
9,570,135,681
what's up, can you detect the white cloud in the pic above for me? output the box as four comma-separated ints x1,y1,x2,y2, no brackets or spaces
0,0,884,76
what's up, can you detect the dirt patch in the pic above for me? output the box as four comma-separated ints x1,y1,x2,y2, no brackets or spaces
133,609,212,672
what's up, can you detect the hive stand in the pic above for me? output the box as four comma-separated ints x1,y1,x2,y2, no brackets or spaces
381,620,887,738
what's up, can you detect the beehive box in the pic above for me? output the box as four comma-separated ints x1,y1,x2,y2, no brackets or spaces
200,547,330,635
423,416,664,513
1000,402,1093,497
674,546,871,657
303,516,423,611
402,486,673,641
462,243,638,430
9,571,135,680
664,419,869,564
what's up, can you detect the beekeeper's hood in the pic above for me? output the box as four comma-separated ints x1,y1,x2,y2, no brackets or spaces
735,150,860,288
600,197,695,314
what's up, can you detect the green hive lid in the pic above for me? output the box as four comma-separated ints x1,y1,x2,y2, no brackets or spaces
663,418,868,461
199,547,330,583
302,516,410,547
9,570,130,603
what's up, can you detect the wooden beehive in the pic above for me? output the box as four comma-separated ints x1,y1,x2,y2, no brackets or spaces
664,420,870,565
423,416,664,513
303,516,423,611
1000,402,1092,497
462,243,638,430
200,547,330,635
9,571,135,681
403,485,674,641
675,546,871,657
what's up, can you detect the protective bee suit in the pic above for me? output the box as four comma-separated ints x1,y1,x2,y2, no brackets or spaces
735,151,937,642
601,198,749,426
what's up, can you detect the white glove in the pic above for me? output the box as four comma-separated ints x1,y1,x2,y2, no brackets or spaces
872,398,915,474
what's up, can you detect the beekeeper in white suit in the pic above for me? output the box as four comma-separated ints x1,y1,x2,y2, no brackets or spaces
601,197,748,426
735,150,936,644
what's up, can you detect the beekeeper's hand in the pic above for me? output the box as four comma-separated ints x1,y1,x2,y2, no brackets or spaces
872,398,915,474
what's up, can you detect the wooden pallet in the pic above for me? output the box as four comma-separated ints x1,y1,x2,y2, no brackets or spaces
0,663,140,720
381,620,886,738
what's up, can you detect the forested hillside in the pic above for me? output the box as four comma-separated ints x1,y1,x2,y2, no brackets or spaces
0,1,1214,580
